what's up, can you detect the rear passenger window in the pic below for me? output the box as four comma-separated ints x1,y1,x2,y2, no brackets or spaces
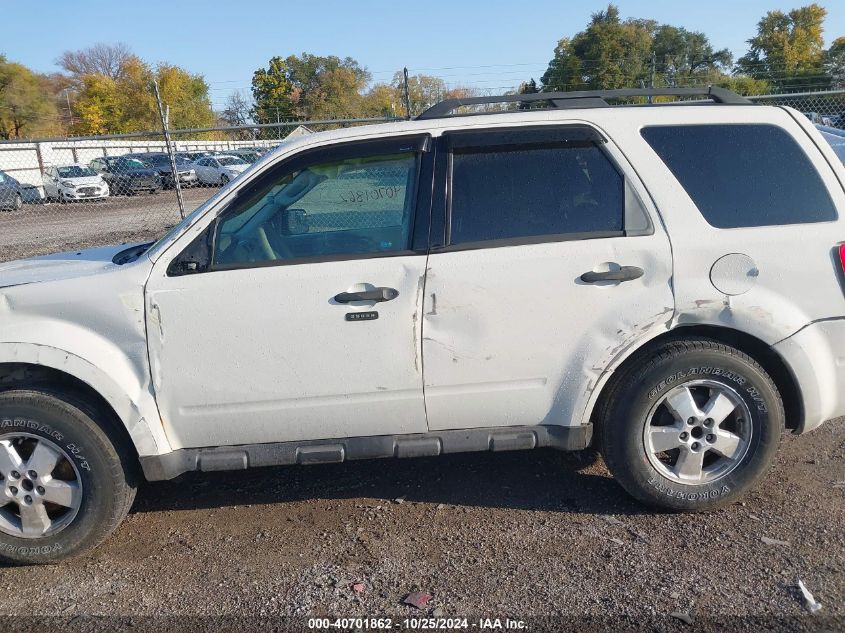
642,124,837,228
449,143,624,245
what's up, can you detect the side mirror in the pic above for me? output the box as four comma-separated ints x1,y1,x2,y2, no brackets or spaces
280,208,309,236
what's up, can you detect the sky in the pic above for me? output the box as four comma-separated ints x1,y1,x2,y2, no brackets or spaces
4,0,844,110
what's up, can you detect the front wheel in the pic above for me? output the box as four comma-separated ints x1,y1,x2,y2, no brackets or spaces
599,339,783,511
0,390,136,564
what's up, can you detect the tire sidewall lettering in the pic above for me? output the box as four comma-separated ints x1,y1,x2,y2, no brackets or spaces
0,417,92,472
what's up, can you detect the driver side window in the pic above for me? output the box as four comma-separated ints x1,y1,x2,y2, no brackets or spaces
213,149,419,267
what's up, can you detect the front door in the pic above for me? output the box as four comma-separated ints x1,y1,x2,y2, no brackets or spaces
146,136,432,449
422,126,674,431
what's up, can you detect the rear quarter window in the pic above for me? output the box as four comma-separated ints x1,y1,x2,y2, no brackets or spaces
641,124,837,228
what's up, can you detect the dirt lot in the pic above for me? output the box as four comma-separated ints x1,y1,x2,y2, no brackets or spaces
0,193,843,632
0,187,213,262
0,423,839,631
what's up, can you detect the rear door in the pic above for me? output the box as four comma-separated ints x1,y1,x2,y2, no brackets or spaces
422,125,674,431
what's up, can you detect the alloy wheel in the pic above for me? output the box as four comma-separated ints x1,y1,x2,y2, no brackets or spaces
0,433,83,539
643,379,753,485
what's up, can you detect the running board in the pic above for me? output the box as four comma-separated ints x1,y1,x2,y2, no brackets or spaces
139,424,593,481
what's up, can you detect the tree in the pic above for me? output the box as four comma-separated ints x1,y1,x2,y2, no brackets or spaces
251,53,371,122
361,83,399,118
70,57,215,134
57,43,132,84
251,56,296,124
736,4,829,91
0,56,60,139
541,6,652,91
652,25,732,86
220,91,252,127
538,4,759,94
827,36,845,90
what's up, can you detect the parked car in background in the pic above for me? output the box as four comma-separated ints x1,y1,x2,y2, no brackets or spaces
220,149,262,164
88,156,162,195
0,169,24,211
176,151,211,162
192,154,250,185
42,164,109,203
818,124,845,164
804,111,834,127
125,153,198,189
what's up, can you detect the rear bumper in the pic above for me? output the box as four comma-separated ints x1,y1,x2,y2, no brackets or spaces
774,318,845,433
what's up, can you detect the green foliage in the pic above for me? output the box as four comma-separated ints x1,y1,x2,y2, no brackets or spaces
538,3,765,95
0,55,60,139
71,56,215,135
736,4,829,91
251,54,371,123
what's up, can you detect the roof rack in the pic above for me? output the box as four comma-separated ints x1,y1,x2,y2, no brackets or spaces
416,87,752,120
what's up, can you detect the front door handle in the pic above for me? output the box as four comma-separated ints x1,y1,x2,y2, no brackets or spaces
580,266,644,284
334,287,399,303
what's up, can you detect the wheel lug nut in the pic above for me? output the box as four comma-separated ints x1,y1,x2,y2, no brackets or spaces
10,471,20,479
704,419,714,428
679,432,689,441
36,486,45,495
27,471,37,480
691,442,700,451
9,486,18,495
706,434,716,443
23,495,32,504
687,418,696,425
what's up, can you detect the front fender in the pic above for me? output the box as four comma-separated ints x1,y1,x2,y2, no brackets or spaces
0,341,170,457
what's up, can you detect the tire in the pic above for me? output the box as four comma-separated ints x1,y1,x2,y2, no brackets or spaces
0,389,137,565
598,339,783,511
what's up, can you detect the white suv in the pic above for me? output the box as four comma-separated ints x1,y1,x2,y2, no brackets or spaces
1,88,844,564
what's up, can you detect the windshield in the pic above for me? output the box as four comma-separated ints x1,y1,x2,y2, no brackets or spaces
217,156,247,166
115,158,148,169
57,166,96,178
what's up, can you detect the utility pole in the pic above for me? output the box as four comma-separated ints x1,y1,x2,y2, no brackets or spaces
648,51,657,104
153,80,185,219
63,89,75,127
402,67,412,120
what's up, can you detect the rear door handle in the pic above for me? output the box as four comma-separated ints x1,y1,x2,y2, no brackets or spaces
334,287,399,303
580,266,644,284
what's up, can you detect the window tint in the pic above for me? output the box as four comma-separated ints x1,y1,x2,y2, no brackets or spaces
448,143,624,245
214,151,419,267
642,124,837,228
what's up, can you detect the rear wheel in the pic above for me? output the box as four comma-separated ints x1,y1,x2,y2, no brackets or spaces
599,339,783,511
0,390,136,564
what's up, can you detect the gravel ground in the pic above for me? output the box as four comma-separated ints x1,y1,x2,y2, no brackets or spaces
0,422,841,632
0,194,843,632
0,187,213,262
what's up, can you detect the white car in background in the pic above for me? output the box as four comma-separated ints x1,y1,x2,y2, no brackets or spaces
42,164,110,202
192,155,250,186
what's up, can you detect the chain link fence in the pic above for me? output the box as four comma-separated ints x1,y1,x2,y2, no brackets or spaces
0,91,843,263
0,118,397,262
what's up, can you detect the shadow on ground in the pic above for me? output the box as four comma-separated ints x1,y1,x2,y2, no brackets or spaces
131,448,649,517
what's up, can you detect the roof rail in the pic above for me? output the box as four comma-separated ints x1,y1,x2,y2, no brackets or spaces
416,87,752,120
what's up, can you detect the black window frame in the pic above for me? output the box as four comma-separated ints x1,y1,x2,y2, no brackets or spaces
168,135,434,276
432,125,650,252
